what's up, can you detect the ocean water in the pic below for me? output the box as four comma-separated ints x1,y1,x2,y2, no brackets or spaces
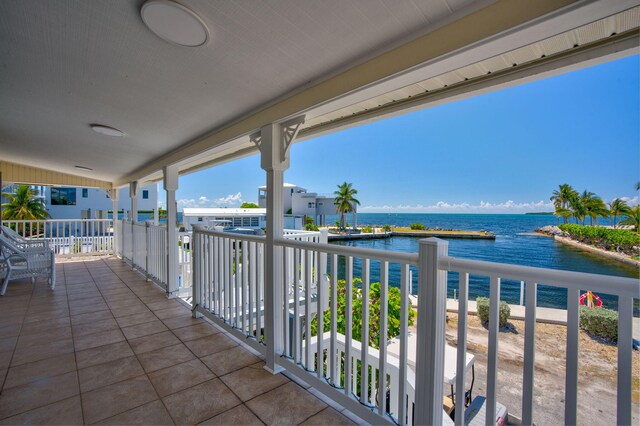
326,213,639,311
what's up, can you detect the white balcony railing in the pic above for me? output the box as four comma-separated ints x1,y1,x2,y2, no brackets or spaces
190,229,638,426
2,219,114,255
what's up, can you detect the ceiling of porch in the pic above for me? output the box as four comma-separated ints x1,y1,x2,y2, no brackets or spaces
0,0,638,188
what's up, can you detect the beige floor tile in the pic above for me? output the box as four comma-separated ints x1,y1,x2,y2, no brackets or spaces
78,355,145,392
81,375,158,424
0,371,79,420
0,351,12,370
11,338,74,367
161,315,204,330
70,309,113,326
149,359,215,397
67,290,102,301
115,311,158,328
71,317,119,338
146,299,184,312
69,302,108,316
173,323,219,342
137,343,195,373
199,404,264,425
19,316,70,336
110,304,152,318
107,297,145,309
0,336,17,353
128,330,181,354
200,346,261,376
15,327,72,350
23,307,69,324
96,399,174,425
0,324,20,339
219,363,289,402
184,333,238,358
0,396,83,425
300,407,356,425
73,328,125,351
154,306,191,320
246,382,326,426
162,378,241,425
3,353,76,389
75,340,134,369
122,319,168,340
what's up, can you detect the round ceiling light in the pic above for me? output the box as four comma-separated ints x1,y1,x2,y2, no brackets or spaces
141,0,209,47
90,124,126,137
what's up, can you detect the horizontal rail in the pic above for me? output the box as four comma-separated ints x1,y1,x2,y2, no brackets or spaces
440,256,639,298
275,237,419,265
193,228,267,243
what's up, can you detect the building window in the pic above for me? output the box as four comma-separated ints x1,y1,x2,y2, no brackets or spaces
318,202,323,206
51,188,76,205
142,190,149,199
251,217,259,227
82,188,88,198
308,202,315,208
198,217,203,222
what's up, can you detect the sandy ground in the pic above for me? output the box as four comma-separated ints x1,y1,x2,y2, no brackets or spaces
440,314,640,425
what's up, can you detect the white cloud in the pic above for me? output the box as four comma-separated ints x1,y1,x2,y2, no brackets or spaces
177,192,243,210
619,196,639,206
360,200,554,213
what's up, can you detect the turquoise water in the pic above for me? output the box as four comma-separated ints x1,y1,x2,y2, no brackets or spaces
326,214,638,311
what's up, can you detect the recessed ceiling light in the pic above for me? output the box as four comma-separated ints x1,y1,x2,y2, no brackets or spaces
90,124,126,137
75,165,93,171
141,0,209,47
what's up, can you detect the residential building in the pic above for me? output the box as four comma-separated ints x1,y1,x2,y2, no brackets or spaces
43,185,158,220
258,183,349,226
182,207,266,231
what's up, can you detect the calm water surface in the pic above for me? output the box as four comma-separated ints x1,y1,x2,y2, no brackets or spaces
327,214,638,311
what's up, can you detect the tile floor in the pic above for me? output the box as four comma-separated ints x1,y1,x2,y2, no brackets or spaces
0,257,359,425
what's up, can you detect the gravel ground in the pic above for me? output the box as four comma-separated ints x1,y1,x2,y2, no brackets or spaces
442,314,640,425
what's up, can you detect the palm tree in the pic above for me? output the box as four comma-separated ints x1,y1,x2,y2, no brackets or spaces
581,191,608,226
550,184,577,224
608,198,630,228
334,182,360,231
2,185,49,235
635,182,640,191
568,192,586,225
619,206,640,233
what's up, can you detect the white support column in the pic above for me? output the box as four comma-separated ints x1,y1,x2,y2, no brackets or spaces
129,181,138,222
253,115,305,374
414,238,448,426
164,164,179,298
107,188,119,256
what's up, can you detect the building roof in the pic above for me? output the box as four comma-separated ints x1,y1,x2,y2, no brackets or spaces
183,208,266,216
258,183,304,190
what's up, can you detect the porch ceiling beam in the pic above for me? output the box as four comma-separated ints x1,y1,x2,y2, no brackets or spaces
0,160,112,190
115,0,596,186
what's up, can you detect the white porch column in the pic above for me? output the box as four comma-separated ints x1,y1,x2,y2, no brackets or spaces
253,116,304,374
107,188,119,256
129,181,138,222
164,165,179,297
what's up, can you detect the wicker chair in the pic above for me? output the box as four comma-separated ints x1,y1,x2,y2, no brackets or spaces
0,232,55,296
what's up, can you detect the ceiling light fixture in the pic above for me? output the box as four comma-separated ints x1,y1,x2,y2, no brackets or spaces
75,165,93,171
141,0,209,47
90,124,126,137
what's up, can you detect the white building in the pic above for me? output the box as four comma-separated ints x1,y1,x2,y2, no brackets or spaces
44,184,158,220
258,183,348,226
182,207,266,231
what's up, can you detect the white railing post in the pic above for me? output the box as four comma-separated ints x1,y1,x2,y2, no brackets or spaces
191,227,203,319
414,238,448,426
164,164,179,298
145,221,150,281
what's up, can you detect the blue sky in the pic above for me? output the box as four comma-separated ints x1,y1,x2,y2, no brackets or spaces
171,54,640,213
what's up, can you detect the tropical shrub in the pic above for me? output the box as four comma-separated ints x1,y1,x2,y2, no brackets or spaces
311,278,415,349
476,297,510,328
409,222,426,230
558,224,639,254
579,306,618,342
240,202,261,208
383,224,392,232
361,226,373,233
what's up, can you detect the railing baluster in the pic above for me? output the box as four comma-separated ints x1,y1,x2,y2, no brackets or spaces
455,272,469,426
283,246,290,357
316,249,323,379
486,275,501,426
305,249,312,371
398,263,409,425
293,248,300,363
257,243,263,343
360,258,370,404
617,295,633,425
235,239,240,327
344,255,353,396
330,253,338,386
378,260,388,415
522,282,537,425
565,287,579,425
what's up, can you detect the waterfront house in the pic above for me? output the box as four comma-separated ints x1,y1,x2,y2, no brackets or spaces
182,207,266,231
258,183,344,226
0,1,638,425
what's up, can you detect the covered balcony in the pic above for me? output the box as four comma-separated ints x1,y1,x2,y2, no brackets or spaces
1,1,639,425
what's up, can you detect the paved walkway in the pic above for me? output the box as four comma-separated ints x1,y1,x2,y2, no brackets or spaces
0,257,359,425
